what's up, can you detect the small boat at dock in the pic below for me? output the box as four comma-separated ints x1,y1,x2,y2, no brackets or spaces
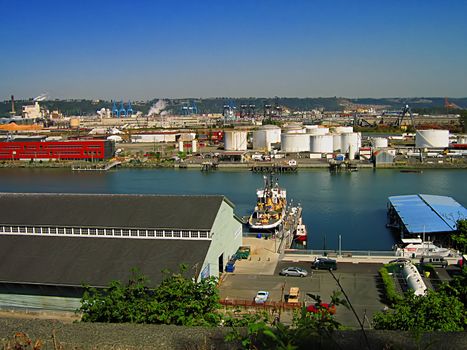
294,217,307,245
395,238,452,257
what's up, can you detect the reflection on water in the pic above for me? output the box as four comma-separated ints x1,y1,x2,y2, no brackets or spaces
0,168,465,251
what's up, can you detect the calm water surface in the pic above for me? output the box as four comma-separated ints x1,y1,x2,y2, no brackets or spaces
0,168,466,250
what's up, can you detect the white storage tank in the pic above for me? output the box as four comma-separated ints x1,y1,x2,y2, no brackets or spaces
224,130,248,151
333,134,342,151
457,135,467,144
307,127,329,135
310,135,334,153
415,130,449,148
341,132,359,155
372,137,388,148
402,263,427,296
333,126,353,134
304,125,318,131
283,123,305,134
281,133,310,152
253,125,281,151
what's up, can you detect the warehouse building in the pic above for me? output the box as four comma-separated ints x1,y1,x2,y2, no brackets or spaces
0,193,242,311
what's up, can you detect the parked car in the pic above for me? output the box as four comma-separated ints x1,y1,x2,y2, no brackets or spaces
306,303,336,315
254,291,269,304
419,256,448,268
388,258,411,264
312,257,337,270
287,287,300,304
279,267,309,277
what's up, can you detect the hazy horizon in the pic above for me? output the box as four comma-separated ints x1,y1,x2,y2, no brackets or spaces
1,0,466,100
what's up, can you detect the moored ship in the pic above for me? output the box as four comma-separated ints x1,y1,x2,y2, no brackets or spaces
395,238,452,257
248,174,287,231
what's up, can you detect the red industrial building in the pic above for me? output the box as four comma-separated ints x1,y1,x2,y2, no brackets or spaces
0,140,115,161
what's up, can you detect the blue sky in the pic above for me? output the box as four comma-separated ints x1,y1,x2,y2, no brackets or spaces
1,0,466,100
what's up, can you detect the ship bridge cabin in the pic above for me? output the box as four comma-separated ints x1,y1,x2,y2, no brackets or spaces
0,193,242,311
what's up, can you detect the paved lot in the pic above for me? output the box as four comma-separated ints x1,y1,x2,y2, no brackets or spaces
220,262,385,328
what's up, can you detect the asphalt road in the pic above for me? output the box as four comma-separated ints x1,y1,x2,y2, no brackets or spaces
220,262,385,328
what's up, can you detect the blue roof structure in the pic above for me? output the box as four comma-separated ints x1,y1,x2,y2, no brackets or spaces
388,194,467,234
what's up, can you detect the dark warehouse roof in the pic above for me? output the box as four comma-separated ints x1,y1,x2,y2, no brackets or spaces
0,192,232,230
0,235,211,287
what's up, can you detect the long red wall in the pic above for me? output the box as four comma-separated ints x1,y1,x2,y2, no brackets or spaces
0,140,110,160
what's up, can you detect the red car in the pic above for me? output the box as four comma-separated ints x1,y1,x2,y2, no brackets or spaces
306,303,336,315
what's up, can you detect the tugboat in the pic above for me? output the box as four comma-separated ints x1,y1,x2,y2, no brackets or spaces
248,173,287,231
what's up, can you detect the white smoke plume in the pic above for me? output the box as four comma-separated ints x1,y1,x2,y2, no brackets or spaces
148,99,167,115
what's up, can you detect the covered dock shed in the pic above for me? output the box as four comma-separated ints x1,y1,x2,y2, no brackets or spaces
387,194,467,238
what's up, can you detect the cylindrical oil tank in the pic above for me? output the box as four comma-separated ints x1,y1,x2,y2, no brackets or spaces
333,126,353,134
415,130,449,148
333,134,342,151
341,132,359,154
281,133,310,152
349,144,355,160
457,135,467,144
304,125,318,132
192,139,198,153
310,135,334,153
253,125,281,151
307,127,329,135
224,130,248,151
371,137,388,148
283,123,305,134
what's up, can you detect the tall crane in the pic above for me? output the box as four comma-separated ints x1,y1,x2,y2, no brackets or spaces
394,104,414,128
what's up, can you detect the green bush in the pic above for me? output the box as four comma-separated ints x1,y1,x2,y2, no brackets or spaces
379,266,403,306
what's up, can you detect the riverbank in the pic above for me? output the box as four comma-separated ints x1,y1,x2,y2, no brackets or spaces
1,160,466,170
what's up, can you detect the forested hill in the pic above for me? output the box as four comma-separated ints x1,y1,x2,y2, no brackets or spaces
1,97,466,116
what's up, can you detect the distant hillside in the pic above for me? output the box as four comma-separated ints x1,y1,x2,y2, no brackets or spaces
1,97,466,116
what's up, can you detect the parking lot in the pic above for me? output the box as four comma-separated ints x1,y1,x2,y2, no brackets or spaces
219,262,385,328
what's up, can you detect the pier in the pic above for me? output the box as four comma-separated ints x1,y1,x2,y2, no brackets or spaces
251,162,297,173
201,161,218,171
275,206,302,254
71,161,121,172
328,160,358,173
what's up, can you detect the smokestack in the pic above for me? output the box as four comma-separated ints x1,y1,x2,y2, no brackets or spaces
11,95,15,114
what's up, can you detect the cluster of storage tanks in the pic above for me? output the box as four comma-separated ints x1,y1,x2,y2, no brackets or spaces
223,126,455,154
224,125,363,156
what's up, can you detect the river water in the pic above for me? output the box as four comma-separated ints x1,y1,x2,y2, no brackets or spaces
0,168,465,250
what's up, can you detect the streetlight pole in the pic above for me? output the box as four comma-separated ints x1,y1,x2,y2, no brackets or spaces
338,234,342,257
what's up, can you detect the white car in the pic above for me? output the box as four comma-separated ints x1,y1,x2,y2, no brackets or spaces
254,291,269,304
